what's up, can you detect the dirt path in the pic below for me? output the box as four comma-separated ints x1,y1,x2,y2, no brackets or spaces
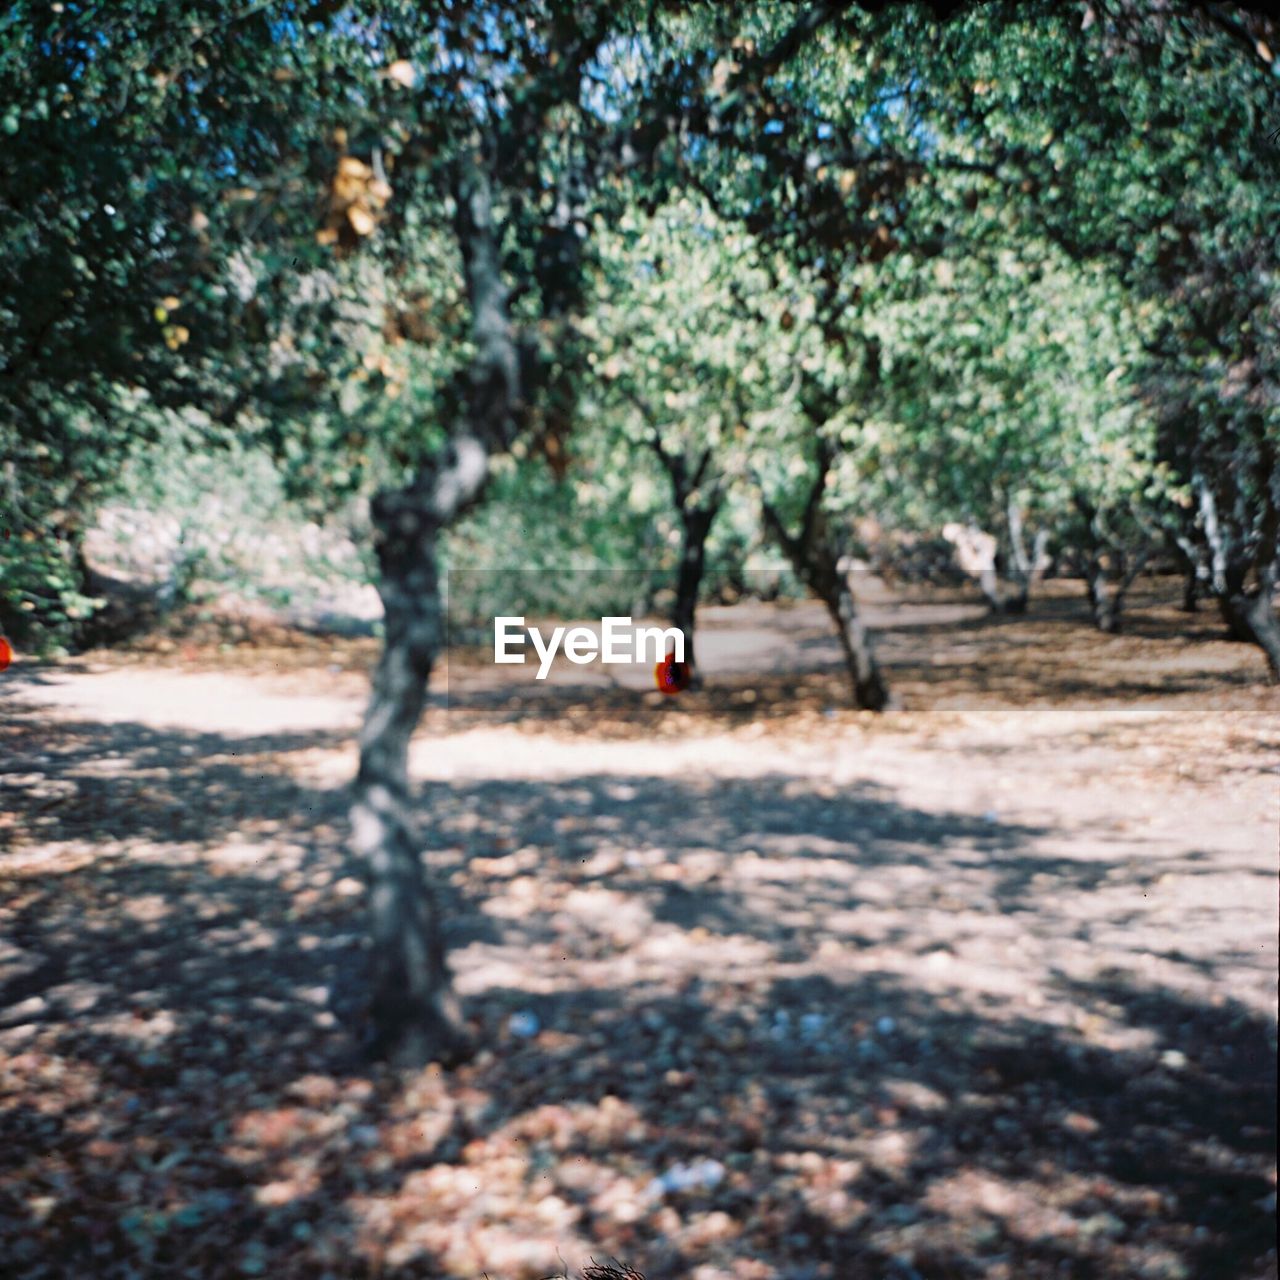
1,588,1276,1279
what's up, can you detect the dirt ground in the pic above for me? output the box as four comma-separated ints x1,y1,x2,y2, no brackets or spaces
1,580,1276,1279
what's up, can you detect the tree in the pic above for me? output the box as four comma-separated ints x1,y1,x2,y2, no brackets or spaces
858,239,1163,630
2,0,633,1064
591,186,896,706
908,0,1279,672
591,200,785,676
0,1,196,647
333,6,625,1066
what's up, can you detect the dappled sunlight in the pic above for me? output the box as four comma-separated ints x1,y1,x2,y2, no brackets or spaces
2,592,1275,1278
4,0,1277,1271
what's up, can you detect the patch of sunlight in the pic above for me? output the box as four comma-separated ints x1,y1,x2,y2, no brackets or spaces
206,840,269,870
254,1172,319,1207
922,1168,1099,1246
225,1106,346,1162
122,893,172,924
88,1007,179,1045
633,926,773,969
734,847,861,880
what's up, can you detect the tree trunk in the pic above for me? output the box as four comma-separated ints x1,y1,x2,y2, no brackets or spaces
1085,548,1149,634
822,573,891,711
1216,554,1280,679
350,450,488,1067
759,441,891,711
672,503,716,679
942,522,1004,613
978,565,1008,613
351,489,467,1066
1004,503,1047,615
347,149,525,1067
1108,550,1148,634
1184,428,1280,675
1181,566,1199,613
1218,572,1280,682
1084,555,1116,633
1168,534,1204,612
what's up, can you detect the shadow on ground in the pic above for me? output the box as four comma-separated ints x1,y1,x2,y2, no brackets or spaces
0,693,1274,1279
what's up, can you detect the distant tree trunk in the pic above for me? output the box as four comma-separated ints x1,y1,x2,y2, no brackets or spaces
646,435,721,684
1083,554,1111,632
1168,531,1206,613
1181,563,1200,613
1004,500,1048,615
1216,554,1280,679
1074,495,1151,635
672,503,717,678
760,440,890,710
942,522,1004,613
978,563,1007,613
1084,547,1149,634
1218,561,1280,680
1195,473,1280,681
350,151,527,1066
820,558,890,711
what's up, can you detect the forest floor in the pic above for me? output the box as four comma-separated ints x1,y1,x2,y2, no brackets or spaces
1,581,1276,1280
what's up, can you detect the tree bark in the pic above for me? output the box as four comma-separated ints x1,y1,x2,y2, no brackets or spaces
760,453,890,711
1168,532,1205,612
821,569,891,711
1193,471,1278,667
351,466,479,1067
1084,555,1115,633
349,148,525,1066
672,503,717,678
1084,548,1149,635
1180,563,1200,613
1004,501,1047,615
647,436,721,684
942,522,1004,613
1218,562,1280,681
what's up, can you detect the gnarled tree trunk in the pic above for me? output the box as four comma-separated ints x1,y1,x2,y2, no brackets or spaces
1003,500,1049,615
349,149,526,1066
1168,530,1206,613
1084,547,1150,635
942,522,1004,613
643,435,722,683
1074,494,1152,635
351,459,483,1067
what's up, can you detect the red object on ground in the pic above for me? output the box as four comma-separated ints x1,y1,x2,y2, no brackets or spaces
654,650,692,695
0,636,12,673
